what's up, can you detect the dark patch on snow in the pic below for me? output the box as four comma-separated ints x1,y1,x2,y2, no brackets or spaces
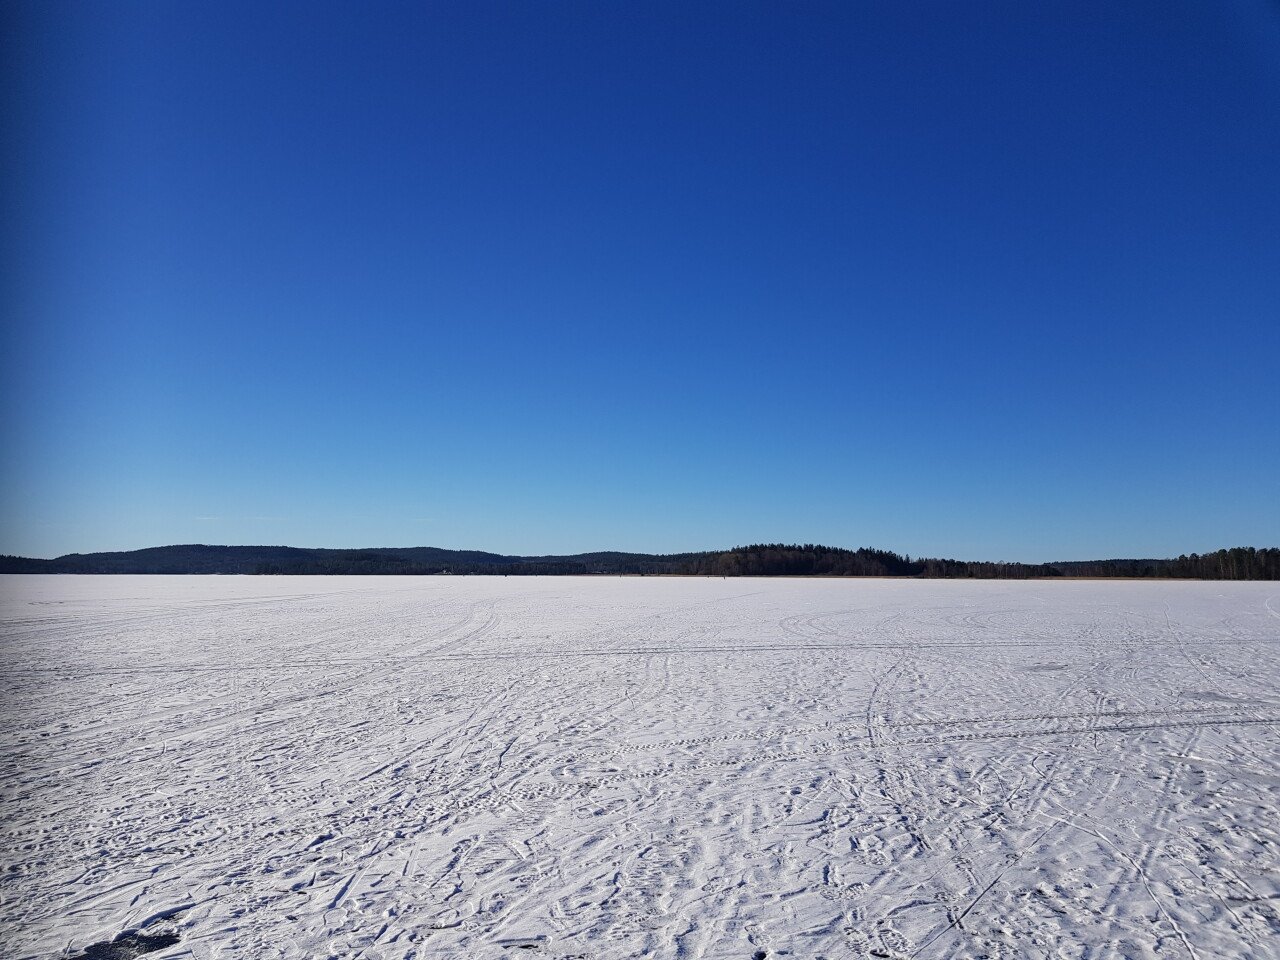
1025,663,1067,672
69,930,181,959
70,907,188,960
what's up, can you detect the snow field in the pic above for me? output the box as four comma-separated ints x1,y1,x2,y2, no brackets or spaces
1,575,1278,959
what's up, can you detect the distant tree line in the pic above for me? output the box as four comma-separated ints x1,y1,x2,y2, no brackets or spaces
1,543,1276,579
681,544,916,576
678,544,1062,578
1051,547,1280,580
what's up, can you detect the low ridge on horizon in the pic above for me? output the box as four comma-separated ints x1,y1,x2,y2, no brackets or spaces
2,542,1276,580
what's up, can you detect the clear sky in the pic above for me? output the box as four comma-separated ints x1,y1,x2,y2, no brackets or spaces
3,1,1279,562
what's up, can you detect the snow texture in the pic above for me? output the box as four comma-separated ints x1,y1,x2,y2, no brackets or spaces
2,575,1278,959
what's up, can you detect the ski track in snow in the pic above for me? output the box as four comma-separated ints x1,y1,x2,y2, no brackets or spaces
1,575,1278,959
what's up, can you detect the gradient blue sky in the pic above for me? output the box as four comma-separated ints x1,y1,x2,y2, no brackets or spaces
4,1,1279,562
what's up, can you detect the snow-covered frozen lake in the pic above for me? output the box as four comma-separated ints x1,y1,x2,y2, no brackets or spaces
2,575,1277,959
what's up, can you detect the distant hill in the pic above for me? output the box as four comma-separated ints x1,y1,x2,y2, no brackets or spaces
2,543,1277,579
0,544,703,576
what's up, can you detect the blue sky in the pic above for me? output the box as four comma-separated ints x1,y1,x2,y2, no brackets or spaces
4,1,1279,562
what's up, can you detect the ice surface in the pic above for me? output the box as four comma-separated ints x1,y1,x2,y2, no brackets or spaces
1,575,1278,959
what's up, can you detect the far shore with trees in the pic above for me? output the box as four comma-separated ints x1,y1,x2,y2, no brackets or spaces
2,544,1277,580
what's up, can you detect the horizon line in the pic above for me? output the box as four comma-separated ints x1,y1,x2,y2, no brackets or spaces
6,541,1275,566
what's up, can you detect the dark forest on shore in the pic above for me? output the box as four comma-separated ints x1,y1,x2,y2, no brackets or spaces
2,544,1277,579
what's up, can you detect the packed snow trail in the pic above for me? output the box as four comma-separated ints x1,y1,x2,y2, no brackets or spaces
1,576,1277,959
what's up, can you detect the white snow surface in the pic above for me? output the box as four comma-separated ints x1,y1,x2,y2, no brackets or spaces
2,575,1279,959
